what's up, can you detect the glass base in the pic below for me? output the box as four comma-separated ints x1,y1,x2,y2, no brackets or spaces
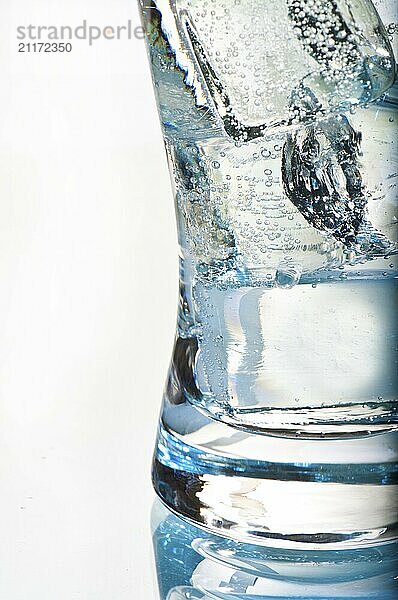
153,399,398,549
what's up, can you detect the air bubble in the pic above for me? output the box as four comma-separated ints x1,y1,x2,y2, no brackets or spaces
275,263,302,289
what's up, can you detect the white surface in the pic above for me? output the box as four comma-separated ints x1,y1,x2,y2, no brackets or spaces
0,1,177,598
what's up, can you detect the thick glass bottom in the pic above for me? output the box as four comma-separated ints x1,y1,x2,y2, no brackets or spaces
153,402,398,549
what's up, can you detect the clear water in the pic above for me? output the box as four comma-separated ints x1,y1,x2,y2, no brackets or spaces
142,0,397,435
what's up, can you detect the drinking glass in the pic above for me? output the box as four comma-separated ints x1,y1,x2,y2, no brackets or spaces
139,0,397,547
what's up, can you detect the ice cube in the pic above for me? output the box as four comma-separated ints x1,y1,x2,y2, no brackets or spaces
154,0,396,139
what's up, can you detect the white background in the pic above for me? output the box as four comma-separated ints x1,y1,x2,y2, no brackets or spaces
0,1,177,598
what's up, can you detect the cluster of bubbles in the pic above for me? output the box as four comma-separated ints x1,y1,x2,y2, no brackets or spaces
144,0,396,290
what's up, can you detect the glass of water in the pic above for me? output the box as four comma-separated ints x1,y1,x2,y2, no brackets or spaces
140,0,397,547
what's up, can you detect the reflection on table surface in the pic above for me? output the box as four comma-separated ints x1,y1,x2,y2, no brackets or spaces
152,500,397,599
